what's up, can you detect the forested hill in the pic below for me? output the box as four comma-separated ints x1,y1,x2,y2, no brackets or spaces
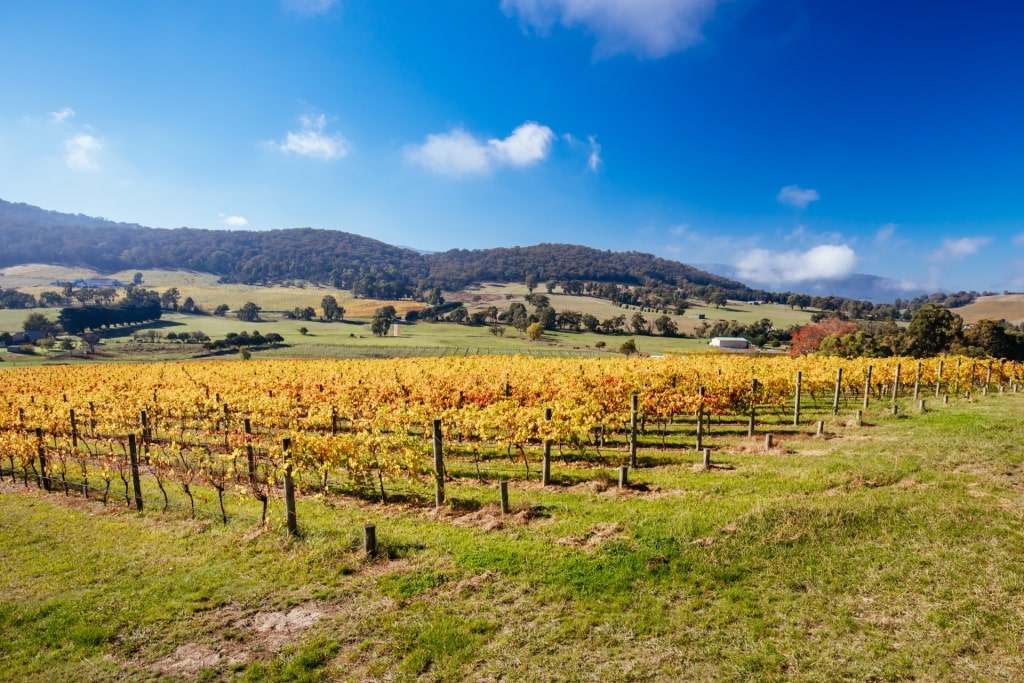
0,199,751,299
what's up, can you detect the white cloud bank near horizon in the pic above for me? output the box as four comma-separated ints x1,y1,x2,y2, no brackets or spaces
735,244,857,286
501,0,722,58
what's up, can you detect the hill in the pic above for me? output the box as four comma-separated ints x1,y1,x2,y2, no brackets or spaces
0,198,754,301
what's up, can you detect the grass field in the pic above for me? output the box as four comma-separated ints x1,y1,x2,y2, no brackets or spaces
0,268,809,364
2,389,1023,681
957,294,1024,326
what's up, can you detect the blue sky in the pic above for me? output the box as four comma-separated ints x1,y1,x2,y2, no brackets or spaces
1,1,1022,295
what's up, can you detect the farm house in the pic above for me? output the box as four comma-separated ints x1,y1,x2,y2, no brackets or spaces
709,336,750,350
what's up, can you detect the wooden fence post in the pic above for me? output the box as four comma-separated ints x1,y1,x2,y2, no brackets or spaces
128,433,143,511
619,465,629,488
702,448,711,470
70,409,78,449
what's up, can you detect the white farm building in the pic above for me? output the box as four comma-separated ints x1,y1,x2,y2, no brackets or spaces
709,337,750,350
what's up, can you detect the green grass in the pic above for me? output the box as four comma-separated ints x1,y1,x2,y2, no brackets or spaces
3,392,1024,681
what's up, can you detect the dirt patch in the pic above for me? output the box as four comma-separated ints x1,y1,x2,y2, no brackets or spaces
147,602,337,678
444,503,541,531
555,522,625,549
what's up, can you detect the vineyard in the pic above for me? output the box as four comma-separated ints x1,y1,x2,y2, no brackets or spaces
1,354,1020,529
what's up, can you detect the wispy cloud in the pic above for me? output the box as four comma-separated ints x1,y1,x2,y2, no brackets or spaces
1012,233,1024,247
65,133,103,172
501,0,722,59
875,223,897,243
282,0,337,16
272,114,350,160
930,236,991,261
735,244,857,286
587,135,602,172
776,184,819,209
50,107,76,124
405,121,554,178
219,214,249,228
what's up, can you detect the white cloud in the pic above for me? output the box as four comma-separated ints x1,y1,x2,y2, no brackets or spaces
282,0,337,16
405,121,554,178
501,0,721,58
777,185,820,209
930,236,991,260
735,244,857,286
487,122,555,167
65,133,102,172
50,107,76,124
272,114,350,160
1012,233,1024,247
219,214,249,228
587,135,602,172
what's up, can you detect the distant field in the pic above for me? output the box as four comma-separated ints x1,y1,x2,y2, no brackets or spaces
1,268,816,364
0,265,414,318
455,283,814,335
956,294,1024,325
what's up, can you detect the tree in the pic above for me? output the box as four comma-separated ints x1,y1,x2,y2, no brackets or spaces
298,326,309,336
525,273,538,293
619,338,638,355
23,312,58,338
160,287,180,311
371,305,397,336
214,304,230,317
321,295,340,320
132,272,144,285
630,312,648,335
963,319,1015,359
180,296,196,313
906,303,962,358
653,315,678,337
80,332,101,354
788,318,858,356
526,322,544,340
425,287,445,306
237,302,262,322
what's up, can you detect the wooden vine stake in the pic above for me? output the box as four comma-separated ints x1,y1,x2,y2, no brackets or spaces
695,387,705,451
35,427,49,491
832,368,843,415
863,365,872,409
748,379,758,437
283,437,297,536
128,434,143,511
629,394,638,468
499,481,510,514
793,371,802,426
433,419,444,507
542,408,552,486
